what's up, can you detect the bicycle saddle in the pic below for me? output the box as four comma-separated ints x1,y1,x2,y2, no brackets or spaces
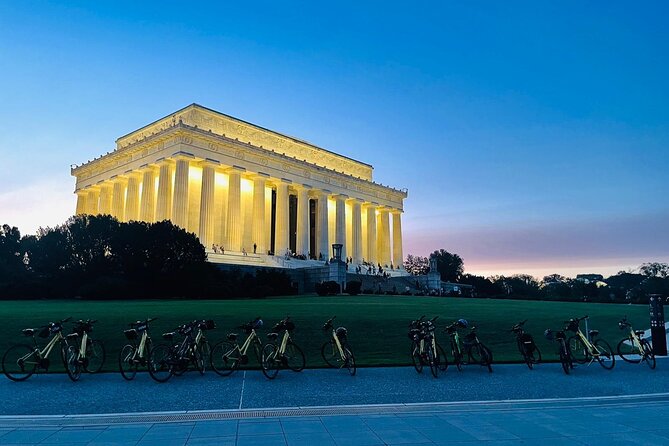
22,328,35,337
66,333,79,339
227,333,239,341
267,333,279,341
162,332,175,340
588,329,599,337
635,330,645,337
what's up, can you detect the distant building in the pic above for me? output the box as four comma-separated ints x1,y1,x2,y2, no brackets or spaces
576,274,604,284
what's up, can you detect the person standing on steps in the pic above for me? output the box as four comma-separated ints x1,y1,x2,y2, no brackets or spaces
253,242,257,254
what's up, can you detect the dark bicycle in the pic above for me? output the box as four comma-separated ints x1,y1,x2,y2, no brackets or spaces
444,319,468,371
463,325,493,373
63,319,106,381
544,328,573,375
408,316,447,378
510,320,541,369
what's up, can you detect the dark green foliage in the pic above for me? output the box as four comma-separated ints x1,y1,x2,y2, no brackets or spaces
430,249,464,282
0,216,292,300
345,280,362,295
315,281,340,296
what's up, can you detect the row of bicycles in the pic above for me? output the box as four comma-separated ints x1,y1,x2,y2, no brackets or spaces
2,315,356,382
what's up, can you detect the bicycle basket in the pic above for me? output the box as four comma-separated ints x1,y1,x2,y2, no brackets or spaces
202,320,216,330
408,328,420,340
335,327,348,340
252,319,263,329
565,319,579,332
543,329,554,341
275,320,295,331
124,329,138,341
555,330,567,340
463,332,477,343
135,324,147,332
38,327,51,338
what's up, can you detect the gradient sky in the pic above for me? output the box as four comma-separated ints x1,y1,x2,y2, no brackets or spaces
1,1,668,278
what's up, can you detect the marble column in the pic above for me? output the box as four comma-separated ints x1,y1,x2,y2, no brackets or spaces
139,168,156,222
225,169,242,251
365,203,377,265
317,190,330,261
124,174,140,222
251,176,267,254
392,211,404,269
111,178,127,221
335,195,347,261
296,186,310,257
86,189,99,215
274,181,290,256
198,163,216,249
351,199,363,263
377,208,391,267
172,158,190,228
75,191,87,215
98,184,112,215
155,161,173,221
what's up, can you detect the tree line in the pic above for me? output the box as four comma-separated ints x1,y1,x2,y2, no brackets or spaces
0,215,293,300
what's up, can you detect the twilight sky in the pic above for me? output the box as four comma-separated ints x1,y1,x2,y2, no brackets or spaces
1,1,667,278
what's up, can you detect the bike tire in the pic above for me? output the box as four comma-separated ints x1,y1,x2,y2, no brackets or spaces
285,342,306,372
321,340,339,368
210,341,239,377
148,344,174,383
517,339,531,369
2,344,37,382
64,345,82,382
559,341,571,375
344,346,356,376
198,340,211,374
616,337,641,364
568,335,589,364
451,344,462,371
411,342,423,373
436,342,448,372
594,339,615,370
428,346,438,378
481,344,493,373
641,339,656,369
261,343,279,380
118,344,138,381
85,340,105,373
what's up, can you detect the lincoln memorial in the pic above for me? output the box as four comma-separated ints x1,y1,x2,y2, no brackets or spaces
71,104,408,271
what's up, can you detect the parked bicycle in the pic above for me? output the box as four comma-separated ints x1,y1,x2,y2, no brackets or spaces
211,317,264,376
2,318,71,381
444,319,468,371
566,316,615,370
321,316,356,376
463,324,493,373
544,328,573,375
261,316,305,380
617,317,655,369
63,319,106,381
118,318,157,380
510,320,541,369
149,319,216,383
409,316,447,377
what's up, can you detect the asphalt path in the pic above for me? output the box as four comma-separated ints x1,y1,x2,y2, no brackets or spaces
1,359,668,416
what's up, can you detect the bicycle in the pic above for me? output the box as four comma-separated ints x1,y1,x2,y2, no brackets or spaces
444,319,468,371
2,318,71,381
63,319,106,382
616,317,656,369
149,319,215,383
463,325,493,373
210,317,264,376
118,317,157,380
408,316,447,378
321,316,356,376
261,316,305,380
566,315,615,370
544,328,573,375
510,320,541,369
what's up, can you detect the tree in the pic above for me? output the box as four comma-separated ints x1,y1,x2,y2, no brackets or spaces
542,274,568,285
404,254,430,275
640,262,669,278
430,249,464,282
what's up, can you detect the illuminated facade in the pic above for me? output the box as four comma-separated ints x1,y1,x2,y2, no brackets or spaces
71,104,408,268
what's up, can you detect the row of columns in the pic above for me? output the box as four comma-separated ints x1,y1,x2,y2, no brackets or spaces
75,158,404,267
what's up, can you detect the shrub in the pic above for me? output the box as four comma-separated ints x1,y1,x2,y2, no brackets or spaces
345,280,362,296
315,281,341,296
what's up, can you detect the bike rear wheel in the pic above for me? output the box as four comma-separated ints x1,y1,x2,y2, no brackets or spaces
436,342,448,372
85,340,105,373
285,342,305,372
616,337,641,363
641,339,656,369
594,339,615,370
344,346,356,376
568,336,589,364
411,342,423,373
321,340,339,368
261,343,279,380
559,341,571,375
210,341,239,376
64,345,82,382
148,344,174,383
2,344,37,382
118,344,138,381
451,344,462,371
428,346,438,378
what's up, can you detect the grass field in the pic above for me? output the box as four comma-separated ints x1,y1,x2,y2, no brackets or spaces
0,295,650,372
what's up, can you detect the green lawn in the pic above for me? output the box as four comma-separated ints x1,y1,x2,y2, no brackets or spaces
0,295,649,371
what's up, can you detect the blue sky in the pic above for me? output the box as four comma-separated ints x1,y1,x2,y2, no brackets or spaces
1,1,667,277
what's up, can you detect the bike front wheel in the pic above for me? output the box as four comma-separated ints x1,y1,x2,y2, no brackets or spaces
285,342,306,372
321,340,339,368
2,344,37,382
558,341,571,375
411,342,423,373
436,342,448,372
85,340,105,373
118,344,138,381
594,339,615,370
210,341,240,376
64,345,82,382
148,344,174,383
568,336,589,364
427,345,438,378
344,346,356,376
261,343,279,380
616,338,641,363
641,339,656,369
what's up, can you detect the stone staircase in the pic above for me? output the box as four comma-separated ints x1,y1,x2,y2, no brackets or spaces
207,251,268,267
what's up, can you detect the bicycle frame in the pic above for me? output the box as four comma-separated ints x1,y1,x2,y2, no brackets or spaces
627,328,643,351
23,331,65,366
77,332,89,359
277,330,290,355
330,328,346,360
575,328,603,358
239,329,260,356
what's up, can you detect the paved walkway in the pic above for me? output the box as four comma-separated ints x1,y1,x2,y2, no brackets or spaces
2,393,669,445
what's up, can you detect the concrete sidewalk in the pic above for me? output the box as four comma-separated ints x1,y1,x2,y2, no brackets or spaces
2,394,669,445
